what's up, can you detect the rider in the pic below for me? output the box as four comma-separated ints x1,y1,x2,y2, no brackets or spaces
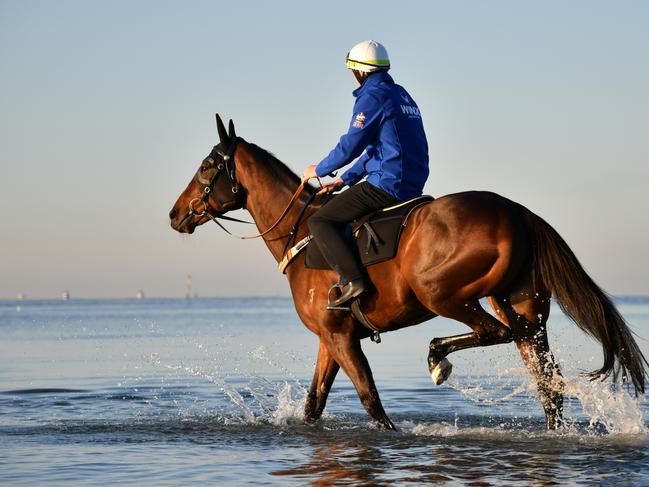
302,40,429,309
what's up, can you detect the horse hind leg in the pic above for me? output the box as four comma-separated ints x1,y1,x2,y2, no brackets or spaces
426,298,514,385
488,293,564,430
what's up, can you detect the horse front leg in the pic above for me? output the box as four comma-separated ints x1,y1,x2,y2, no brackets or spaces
304,341,340,423
324,331,396,430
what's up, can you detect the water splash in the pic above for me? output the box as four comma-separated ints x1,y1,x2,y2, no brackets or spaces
437,336,647,437
438,370,646,437
270,383,306,425
446,368,535,405
144,327,646,438
563,376,647,435
248,345,304,387
405,420,520,439
149,349,307,426
162,361,257,423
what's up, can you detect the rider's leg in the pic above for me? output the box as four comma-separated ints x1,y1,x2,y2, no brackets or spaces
308,182,398,305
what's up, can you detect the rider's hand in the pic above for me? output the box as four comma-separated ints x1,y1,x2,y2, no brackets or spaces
317,177,345,195
301,164,318,183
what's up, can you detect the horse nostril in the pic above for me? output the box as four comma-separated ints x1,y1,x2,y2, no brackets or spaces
169,208,177,220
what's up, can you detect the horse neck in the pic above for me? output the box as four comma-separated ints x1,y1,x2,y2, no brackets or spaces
235,143,310,262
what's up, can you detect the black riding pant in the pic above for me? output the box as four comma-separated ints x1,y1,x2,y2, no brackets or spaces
308,182,399,283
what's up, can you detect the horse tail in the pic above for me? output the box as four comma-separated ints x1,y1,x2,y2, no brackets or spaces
522,207,648,394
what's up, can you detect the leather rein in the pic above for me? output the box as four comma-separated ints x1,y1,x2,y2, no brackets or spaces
187,138,309,241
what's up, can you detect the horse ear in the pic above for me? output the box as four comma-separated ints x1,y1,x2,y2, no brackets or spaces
228,119,236,139
215,113,229,148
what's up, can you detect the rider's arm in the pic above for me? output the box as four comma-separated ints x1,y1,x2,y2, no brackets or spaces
315,93,383,178
340,151,369,186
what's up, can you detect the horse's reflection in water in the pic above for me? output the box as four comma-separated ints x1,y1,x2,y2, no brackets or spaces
271,439,386,486
268,428,563,485
170,114,647,431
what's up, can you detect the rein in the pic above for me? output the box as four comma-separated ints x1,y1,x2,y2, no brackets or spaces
205,181,308,240
187,138,310,241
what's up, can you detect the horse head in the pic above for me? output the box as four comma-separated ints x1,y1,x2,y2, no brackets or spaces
169,114,245,234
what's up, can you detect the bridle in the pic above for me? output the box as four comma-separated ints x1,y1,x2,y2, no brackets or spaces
188,137,244,219
187,138,311,241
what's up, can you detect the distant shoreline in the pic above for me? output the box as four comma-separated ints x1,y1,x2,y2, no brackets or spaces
2,295,647,303
1,295,294,302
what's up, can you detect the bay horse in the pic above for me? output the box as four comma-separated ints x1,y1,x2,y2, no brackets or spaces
169,115,647,430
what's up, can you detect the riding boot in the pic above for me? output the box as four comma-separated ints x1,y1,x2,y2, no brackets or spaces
327,277,368,310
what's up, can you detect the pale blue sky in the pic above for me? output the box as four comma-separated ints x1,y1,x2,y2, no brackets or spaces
1,1,647,298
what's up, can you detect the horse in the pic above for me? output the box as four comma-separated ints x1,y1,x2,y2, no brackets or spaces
169,114,647,430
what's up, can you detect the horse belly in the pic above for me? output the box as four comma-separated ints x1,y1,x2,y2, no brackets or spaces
364,260,437,330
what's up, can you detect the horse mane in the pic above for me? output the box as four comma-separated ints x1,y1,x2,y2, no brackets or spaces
246,142,316,197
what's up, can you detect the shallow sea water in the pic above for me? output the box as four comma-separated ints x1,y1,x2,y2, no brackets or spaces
1,297,648,485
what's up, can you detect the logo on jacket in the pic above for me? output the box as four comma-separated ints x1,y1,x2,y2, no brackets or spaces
352,112,366,128
401,92,410,104
401,104,421,118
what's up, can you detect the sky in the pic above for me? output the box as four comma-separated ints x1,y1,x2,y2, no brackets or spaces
1,0,648,298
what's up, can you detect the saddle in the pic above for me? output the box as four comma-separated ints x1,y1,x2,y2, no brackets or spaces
278,195,434,274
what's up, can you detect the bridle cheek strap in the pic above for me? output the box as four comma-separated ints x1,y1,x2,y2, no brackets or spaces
189,138,249,220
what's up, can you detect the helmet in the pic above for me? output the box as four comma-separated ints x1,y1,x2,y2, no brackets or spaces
345,40,390,72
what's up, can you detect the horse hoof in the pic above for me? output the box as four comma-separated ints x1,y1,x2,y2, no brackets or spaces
431,358,453,385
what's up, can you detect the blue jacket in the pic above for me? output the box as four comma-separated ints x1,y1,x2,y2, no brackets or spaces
316,71,429,200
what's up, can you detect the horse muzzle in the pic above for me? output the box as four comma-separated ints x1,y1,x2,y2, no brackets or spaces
169,207,197,234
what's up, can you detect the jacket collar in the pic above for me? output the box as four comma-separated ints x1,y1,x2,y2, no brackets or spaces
352,71,394,97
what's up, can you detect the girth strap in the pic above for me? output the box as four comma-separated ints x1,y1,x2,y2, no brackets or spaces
278,235,313,273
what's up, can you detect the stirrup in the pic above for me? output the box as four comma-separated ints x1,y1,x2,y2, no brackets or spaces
326,281,352,311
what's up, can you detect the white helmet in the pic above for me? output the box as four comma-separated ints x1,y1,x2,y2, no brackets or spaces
345,40,390,72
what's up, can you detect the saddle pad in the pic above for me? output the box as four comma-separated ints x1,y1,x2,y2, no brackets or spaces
305,195,434,270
